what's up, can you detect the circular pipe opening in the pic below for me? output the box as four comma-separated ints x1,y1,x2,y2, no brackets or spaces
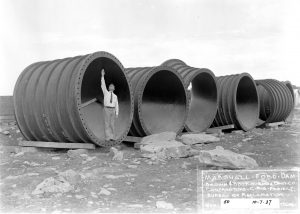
235,76,259,130
187,72,218,131
139,70,187,135
284,81,295,104
78,54,132,146
256,84,272,122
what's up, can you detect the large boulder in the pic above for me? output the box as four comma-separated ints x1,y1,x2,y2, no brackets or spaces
197,146,258,169
32,176,74,195
140,132,177,145
140,140,192,160
58,169,81,185
179,133,220,145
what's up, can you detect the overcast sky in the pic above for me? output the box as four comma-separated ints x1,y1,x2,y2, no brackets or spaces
0,0,300,95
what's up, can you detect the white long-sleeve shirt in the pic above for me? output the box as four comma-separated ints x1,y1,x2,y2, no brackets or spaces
101,76,119,116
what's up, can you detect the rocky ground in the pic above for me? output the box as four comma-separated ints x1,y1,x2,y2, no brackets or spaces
0,108,299,213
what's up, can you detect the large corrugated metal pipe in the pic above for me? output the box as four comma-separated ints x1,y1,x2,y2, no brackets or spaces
161,59,218,132
13,51,133,147
212,73,259,131
282,81,296,123
125,66,188,136
256,79,294,124
283,81,295,105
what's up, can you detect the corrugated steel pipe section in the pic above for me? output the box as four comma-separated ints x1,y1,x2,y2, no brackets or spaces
283,81,296,123
212,73,259,131
256,79,294,124
125,66,188,137
13,51,133,147
161,59,218,132
283,81,295,105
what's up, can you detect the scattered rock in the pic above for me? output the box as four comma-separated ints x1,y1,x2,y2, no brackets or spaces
67,149,89,158
52,156,60,160
127,204,144,208
23,161,41,166
181,161,191,169
236,142,243,148
80,154,88,158
242,152,258,156
156,201,174,209
110,147,124,161
91,192,98,198
197,146,259,169
99,188,111,196
127,165,138,169
189,148,200,156
140,132,177,145
1,130,10,135
103,173,137,179
26,172,39,176
103,174,120,179
32,177,74,195
218,132,225,137
131,159,141,164
14,152,24,157
179,133,220,145
86,156,96,162
75,194,85,199
145,160,153,165
5,175,23,180
107,187,117,191
232,130,244,134
0,127,9,133
242,138,252,142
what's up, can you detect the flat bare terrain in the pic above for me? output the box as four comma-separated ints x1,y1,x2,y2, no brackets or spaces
0,108,299,213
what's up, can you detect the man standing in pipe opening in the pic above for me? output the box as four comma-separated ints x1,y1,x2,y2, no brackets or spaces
101,69,119,141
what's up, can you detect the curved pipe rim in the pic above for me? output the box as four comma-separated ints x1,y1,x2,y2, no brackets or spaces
136,66,188,135
161,59,187,66
233,73,259,131
75,51,134,147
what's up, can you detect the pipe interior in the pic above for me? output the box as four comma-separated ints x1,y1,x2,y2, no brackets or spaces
257,85,271,121
141,70,186,134
236,76,259,130
285,82,295,103
187,73,218,131
80,57,131,140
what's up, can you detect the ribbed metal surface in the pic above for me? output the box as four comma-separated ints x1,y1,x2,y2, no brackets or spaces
283,81,295,105
283,81,296,123
256,79,294,124
212,73,259,131
161,59,218,132
13,51,133,147
125,66,188,136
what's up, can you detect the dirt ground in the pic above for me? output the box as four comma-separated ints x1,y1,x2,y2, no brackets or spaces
0,108,299,213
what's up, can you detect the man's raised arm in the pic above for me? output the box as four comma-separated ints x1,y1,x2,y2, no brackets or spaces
101,69,108,94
